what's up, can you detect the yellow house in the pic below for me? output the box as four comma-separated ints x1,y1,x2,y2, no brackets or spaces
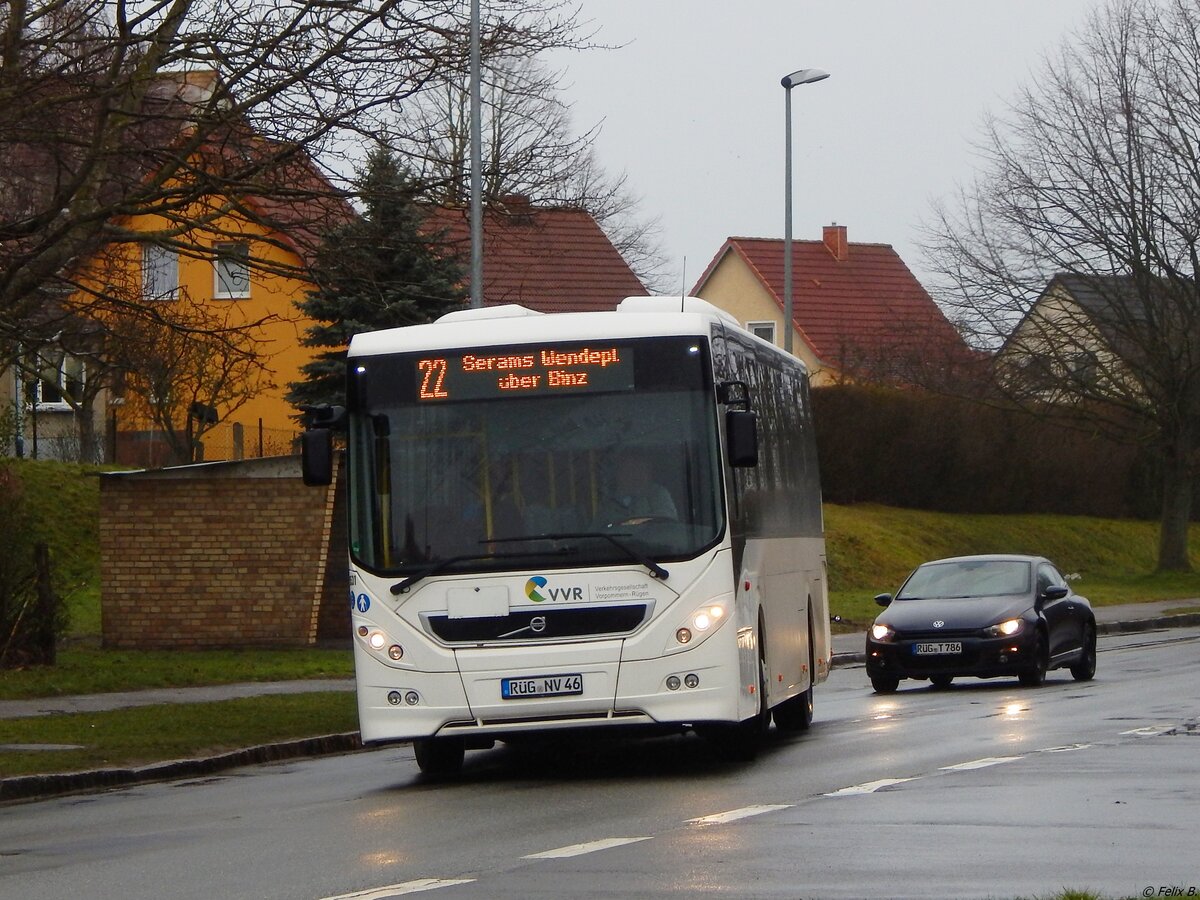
692,225,968,386
2,70,354,466
104,189,352,466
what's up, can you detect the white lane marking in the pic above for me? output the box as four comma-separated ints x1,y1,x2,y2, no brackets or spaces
1037,743,1091,753
824,777,915,797
523,837,653,860
939,756,1024,771
1121,724,1176,737
688,804,791,825
319,879,476,900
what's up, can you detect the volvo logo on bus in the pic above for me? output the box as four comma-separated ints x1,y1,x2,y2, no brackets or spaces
530,616,547,634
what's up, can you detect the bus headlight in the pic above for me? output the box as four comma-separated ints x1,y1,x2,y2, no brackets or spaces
692,605,724,631
667,599,730,653
356,625,406,667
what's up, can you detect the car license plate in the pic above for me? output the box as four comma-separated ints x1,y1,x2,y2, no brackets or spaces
501,673,584,699
912,642,962,656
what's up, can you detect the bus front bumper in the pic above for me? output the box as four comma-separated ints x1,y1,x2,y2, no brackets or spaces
354,631,741,743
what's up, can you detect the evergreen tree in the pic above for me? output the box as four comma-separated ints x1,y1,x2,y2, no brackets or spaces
287,150,466,410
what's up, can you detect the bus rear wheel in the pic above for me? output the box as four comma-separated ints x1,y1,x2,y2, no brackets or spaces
413,736,465,777
774,613,816,732
773,682,813,731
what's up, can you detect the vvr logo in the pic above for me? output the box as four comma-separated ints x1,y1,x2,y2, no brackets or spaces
525,576,548,603
525,576,586,603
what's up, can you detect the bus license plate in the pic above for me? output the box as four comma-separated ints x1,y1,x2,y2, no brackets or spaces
501,673,584,699
913,642,962,655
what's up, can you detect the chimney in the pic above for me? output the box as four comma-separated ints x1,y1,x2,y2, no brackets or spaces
823,224,848,261
498,194,532,212
497,193,535,223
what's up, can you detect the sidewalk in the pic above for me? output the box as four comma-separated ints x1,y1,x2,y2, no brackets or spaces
3,600,1199,803
0,678,355,722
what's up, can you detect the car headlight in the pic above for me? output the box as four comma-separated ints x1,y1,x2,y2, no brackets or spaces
871,623,895,642
984,618,1023,638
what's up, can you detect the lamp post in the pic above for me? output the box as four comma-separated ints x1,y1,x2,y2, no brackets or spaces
781,67,829,354
468,0,483,308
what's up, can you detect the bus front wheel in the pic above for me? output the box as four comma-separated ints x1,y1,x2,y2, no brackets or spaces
413,736,465,777
702,622,769,761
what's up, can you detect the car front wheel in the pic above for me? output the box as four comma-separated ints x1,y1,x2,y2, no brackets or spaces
1018,630,1049,687
871,675,900,694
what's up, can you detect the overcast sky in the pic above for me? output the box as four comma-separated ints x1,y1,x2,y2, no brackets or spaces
549,0,1105,293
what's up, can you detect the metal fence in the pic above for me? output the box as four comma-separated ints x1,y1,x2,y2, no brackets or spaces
195,420,300,462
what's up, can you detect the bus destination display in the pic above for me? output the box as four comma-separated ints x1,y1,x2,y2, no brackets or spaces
416,346,634,401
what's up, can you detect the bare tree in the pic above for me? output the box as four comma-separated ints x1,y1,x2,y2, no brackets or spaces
104,291,273,463
0,0,591,341
395,45,670,290
923,0,1200,571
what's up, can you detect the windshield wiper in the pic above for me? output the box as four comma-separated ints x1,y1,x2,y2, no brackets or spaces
390,546,577,595
488,532,669,581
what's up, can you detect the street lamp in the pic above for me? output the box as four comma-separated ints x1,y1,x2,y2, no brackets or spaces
781,67,829,354
468,0,483,308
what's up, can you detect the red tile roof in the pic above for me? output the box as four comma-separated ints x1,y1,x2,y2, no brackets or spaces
694,228,968,380
425,197,646,312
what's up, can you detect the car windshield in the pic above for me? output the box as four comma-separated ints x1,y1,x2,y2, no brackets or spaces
897,559,1031,600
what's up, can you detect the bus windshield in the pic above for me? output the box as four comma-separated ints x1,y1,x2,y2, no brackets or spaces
346,336,725,577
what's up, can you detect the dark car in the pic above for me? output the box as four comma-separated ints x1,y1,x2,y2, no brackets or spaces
865,554,1097,693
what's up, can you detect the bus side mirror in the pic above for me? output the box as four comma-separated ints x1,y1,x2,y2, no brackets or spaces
302,429,334,486
726,409,758,468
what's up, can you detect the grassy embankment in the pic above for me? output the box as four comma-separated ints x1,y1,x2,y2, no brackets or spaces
1,459,1197,779
825,502,1200,625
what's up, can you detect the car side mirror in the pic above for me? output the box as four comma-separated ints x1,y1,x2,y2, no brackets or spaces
874,593,893,608
1042,584,1069,601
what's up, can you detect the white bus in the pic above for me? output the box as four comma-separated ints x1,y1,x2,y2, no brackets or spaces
303,297,830,775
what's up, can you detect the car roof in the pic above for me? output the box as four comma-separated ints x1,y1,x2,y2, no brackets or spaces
919,554,1048,566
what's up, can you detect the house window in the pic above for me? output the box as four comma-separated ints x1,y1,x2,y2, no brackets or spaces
1068,350,1099,387
748,321,776,344
24,352,85,410
142,244,179,299
213,241,250,298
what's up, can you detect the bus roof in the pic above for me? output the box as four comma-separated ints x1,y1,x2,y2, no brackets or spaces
347,297,743,357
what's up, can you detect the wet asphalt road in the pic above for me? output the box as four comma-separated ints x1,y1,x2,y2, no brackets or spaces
1,627,1197,900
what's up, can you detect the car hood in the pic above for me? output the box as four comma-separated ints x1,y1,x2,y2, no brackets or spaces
877,595,1032,631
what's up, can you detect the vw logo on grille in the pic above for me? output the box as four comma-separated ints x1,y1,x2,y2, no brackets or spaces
530,616,547,633
932,620,945,628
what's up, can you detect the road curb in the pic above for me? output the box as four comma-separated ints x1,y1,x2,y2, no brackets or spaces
0,732,361,805
1096,612,1200,635
5,614,1198,804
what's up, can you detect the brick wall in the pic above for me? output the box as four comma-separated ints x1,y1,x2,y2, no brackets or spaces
100,455,349,649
